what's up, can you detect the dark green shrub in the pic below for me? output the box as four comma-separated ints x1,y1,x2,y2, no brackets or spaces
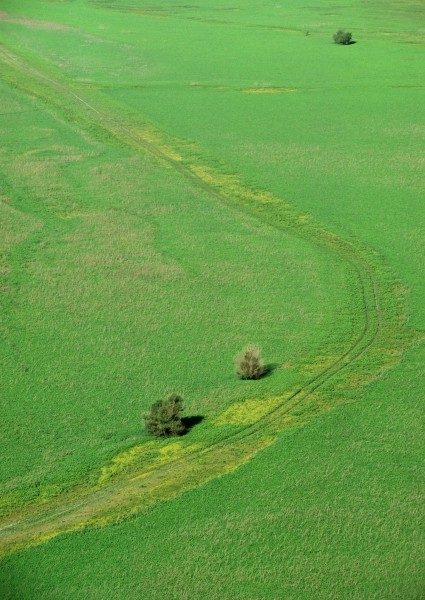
333,30,353,45
235,345,266,380
144,394,186,437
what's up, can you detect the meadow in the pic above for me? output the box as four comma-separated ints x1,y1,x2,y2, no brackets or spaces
0,0,424,597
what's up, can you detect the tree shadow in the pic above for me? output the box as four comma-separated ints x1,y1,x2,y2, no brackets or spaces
261,363,279,379
182,415,204,433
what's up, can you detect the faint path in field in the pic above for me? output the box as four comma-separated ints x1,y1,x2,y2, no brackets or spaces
0,44,394,558
0,11,71,30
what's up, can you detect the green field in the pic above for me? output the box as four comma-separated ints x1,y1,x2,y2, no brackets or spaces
0,0,424,598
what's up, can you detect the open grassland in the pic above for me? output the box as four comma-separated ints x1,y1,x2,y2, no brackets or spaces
0,0,424,597
0,67,360,520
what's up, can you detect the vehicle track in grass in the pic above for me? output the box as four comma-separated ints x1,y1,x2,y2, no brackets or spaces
0,44,393,557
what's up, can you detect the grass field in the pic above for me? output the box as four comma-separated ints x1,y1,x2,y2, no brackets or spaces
0,0,424,598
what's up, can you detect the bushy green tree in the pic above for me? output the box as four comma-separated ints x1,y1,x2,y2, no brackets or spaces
144,394,186,437
235,345,266,380
333,30,353,45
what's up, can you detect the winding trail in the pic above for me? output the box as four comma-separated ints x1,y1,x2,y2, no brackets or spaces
0,44,388,557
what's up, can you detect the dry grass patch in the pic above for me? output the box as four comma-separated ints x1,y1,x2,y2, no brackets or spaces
242,87,298,94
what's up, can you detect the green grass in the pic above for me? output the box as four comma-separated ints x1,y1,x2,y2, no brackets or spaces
0,79,354,510
0,0,424,597
1,354,423,599
0,39,357,517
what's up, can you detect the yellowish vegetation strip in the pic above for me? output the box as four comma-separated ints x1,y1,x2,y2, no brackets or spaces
0,11,71,30
215,396,286,425
242,87,298,94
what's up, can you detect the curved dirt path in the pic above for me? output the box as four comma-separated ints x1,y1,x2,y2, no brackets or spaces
0,45,386,557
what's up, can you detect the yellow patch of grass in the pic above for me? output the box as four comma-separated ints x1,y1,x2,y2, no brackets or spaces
242,87,298,94
214,396,284,425
158,441,184,457
153,442,201,465
133,125,183,162
189,164,287,208
99,441,202,485
97,442,157,485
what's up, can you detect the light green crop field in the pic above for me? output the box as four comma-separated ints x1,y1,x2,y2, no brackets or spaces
0,0,424,598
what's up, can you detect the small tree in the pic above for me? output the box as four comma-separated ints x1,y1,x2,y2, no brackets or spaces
333,30,353,45
235,345,266,380
144,394,186,437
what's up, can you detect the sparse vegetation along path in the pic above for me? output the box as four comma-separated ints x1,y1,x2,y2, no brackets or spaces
0,43,409,558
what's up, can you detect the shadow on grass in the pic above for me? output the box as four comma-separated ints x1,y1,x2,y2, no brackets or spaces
261,363,279,379
182,415,204,433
